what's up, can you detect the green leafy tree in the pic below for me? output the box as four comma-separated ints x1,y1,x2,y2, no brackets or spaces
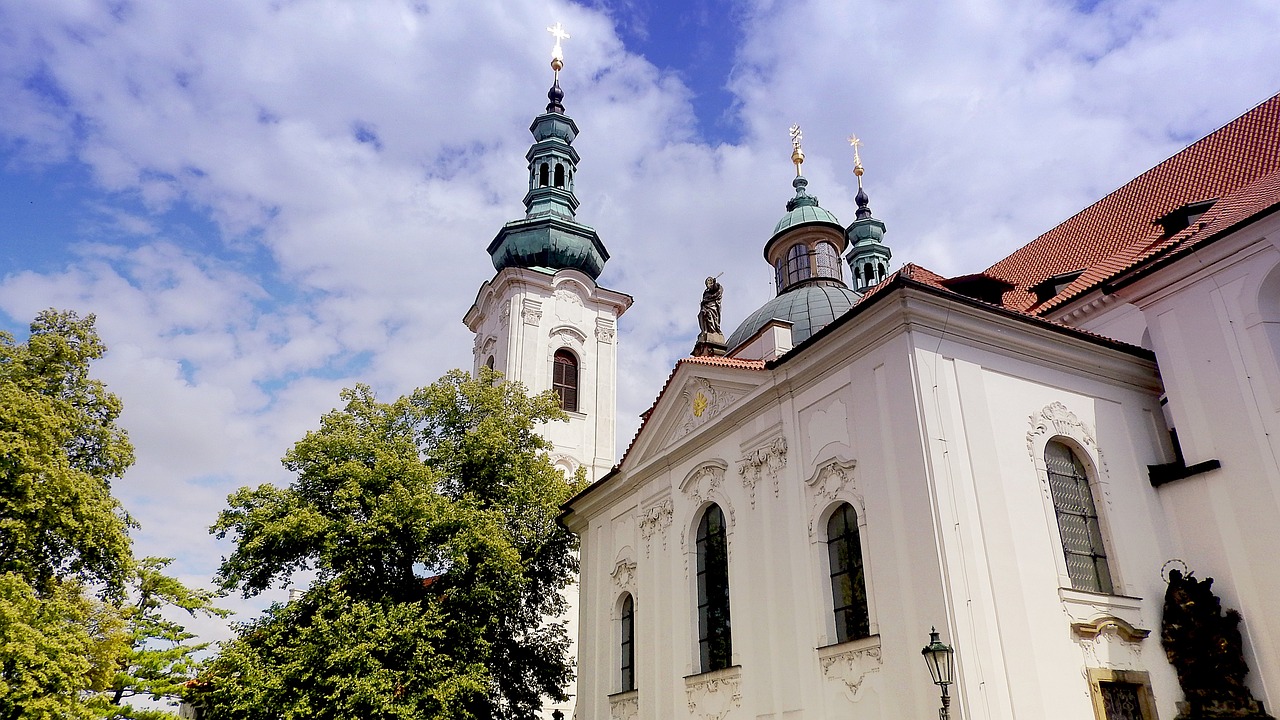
86,558,228,719
0,573,128,720
195,370,583,719
0,309,135,598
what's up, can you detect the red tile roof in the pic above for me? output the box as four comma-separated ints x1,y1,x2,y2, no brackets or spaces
984,92,1280,314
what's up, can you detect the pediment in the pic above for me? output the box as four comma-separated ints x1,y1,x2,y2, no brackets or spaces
623,365,763,470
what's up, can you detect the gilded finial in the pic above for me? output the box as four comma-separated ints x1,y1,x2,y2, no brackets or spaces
848,134,865,189
548,22,570,74
789,124,805,176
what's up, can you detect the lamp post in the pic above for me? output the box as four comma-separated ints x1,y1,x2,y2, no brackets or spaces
921,627,955,720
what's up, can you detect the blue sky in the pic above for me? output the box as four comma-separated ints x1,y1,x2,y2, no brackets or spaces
2,0,1278,641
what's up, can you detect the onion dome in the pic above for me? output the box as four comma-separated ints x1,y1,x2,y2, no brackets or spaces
486,27,609,279
845,139,891,291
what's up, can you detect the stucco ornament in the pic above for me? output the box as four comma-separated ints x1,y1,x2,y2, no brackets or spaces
680,461,727,507
738,436,787,506
555,287,584,322
638,498,674,555
550,325,587,351
522,299,543,325
685,671,742,720
610,693,638,720
819,643,882,701
596,317,615,343
671,378,742,442
1025,401,1096,454
1074,616,1148,670
805,458,859,536
497,304,510,328
611,559,637,590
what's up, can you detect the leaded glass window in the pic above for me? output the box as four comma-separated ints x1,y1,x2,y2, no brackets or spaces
1045,440,1113,593
696,504,731,672
827,503,869,642
552,349,579,413
620,594,635,691
814,242,842,281
785,243,811,286
1100,682,1144,720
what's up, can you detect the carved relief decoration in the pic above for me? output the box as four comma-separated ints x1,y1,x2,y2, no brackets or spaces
819,643,882,702
610,693,638,720
611,559,637,590
805,458,860,536
550,325,587,351
522,299,543,325
555,288,584,322
685,671,742,720
1026,401,1096,454
596,317,616,344
638,498,673,555
737,436,787,506
670,378,742,443
497,304,510,329
680,461,728,507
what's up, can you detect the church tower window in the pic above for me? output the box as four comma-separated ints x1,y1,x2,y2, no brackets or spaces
555,163,566,188
1045,440,1113,594
785,243,812,286
619,593,635,691
696,504,732,672
552,349,579,412
540,163,550,187
826,503,869,642
814,241,841,281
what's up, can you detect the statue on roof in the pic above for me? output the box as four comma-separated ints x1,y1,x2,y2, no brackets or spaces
694,275,727,357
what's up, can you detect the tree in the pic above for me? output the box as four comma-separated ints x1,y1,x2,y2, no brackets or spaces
86,558,228,719
195,370,583,720
0,309,135,598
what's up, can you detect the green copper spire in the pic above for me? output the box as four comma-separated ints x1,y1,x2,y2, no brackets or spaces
845,135,891,291
487,25,608,280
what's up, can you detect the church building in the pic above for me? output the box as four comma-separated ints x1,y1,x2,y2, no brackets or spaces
553,82,1280,720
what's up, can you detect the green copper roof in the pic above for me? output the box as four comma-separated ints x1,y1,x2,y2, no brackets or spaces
726,282,861,350
772,175,842,236
488,216,608,280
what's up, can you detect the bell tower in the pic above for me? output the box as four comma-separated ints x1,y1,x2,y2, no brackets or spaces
463,25,632,484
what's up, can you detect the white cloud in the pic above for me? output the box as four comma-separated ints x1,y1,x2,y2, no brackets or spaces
1,0,1277,644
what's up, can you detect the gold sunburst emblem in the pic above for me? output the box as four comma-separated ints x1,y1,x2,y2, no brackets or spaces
692,392,708,418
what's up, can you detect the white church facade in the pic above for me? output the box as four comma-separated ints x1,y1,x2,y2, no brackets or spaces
554,90,1280,720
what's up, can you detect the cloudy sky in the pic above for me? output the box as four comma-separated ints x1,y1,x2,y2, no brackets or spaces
2,0,1277,638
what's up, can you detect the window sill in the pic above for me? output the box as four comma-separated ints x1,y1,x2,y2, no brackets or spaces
816,633,881,654
683,665,741,682
608,688,638,701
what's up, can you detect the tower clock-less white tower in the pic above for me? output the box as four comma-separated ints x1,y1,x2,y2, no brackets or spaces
462,34,630,483
462,28,630,719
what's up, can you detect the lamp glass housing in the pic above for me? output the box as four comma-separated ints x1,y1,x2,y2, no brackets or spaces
921,627,954,687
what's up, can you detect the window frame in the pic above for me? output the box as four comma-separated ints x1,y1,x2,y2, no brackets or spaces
619,593,635,692
1086,668,1157,720
1045,439,1114,594
551,348,579,413
826,502,871,643
695,503,732,673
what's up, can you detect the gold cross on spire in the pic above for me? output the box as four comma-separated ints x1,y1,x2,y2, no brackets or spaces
789,124,805,176
548,22,570,72
848,133,865,185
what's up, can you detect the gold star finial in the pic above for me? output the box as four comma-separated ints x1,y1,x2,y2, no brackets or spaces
548,22,570,73
789,124,805,176
848,133,865,187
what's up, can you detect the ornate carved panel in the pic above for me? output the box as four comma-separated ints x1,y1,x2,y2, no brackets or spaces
818,641,882,702
805,458,860,536
611,559,637,590
555,288,584,322
522,299,543,325
685,669,742,720
737,436,787,507
638,498,673,556
1026,401,1097,454
596,317,616,344
610,692,638,720
670,378,743,443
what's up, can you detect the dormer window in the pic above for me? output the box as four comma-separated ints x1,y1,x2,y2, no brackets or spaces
1030,269,1085,304
1156,198,1217,236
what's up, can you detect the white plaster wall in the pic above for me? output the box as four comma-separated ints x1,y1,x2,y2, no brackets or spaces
568,288,1185,720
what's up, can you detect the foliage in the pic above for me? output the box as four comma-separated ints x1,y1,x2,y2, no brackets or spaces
0,572,128,720
0,310,135,599
88,558,228,718
197,370,583,719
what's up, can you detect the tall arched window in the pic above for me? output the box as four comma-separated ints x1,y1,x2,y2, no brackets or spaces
554,163,566,188
827,503,870,642
620,594,635,691
485,355,495,371
785,243,812,286
539,163,549,187
552,349,579,412
696,504,731,672
1045,440,1113,594
814,242,842,281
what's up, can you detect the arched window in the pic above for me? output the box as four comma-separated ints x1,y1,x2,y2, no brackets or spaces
864,263,874,285
620,594,635,691
485,355,495,370
877,263,886,282
1045,440,1113,594
539,163,549,187
785,243,811,286
814,242,841,281
827,503,869,642
696,504,731,672
552,349,579,412
554,163,565,188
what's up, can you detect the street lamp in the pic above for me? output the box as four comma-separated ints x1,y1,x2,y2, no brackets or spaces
921,627,954,720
